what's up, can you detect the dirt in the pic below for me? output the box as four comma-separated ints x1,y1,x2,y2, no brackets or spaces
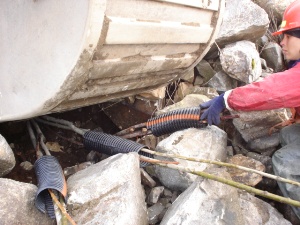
0,104,120,184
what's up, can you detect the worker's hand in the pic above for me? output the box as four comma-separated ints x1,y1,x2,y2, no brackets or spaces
200,93,225,125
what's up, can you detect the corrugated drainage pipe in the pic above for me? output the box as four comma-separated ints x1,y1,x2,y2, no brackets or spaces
34,155,67,219
147,107,206,136
83,131,152,167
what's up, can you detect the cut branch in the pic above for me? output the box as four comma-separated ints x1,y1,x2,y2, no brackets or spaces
140,148,300,187
140,155,179,165
49,190,77,225
153,161,300,207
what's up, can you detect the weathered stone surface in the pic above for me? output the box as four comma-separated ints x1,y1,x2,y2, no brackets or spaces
202,0,269,60
206,70,237,92
256,35,270,52
148,186,164,204
148,202,165,225
226,154,265,186
67,153,148,225
217,0,269,45
180,68,194,83
246,152,275,188
254,0,295,24
195,60,216,84
173,83,218,103
0,134,16,177
158,93,210,116
160,168,245,225
239,192,292,225
141,168,156,188
220,41,262,84
154,127,227,191
231,108,290,142
260,42,284,72
247,132,280,152
0,178,54,225
138,86,166,100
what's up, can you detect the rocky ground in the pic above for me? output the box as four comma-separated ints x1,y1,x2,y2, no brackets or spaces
0,88,298,224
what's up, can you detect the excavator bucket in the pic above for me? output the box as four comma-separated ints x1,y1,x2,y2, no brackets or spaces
0,0,224,122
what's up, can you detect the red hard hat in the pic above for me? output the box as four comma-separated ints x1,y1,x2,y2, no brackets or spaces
272,0,300,36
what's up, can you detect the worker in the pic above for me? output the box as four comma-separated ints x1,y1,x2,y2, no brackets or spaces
200,0,300,220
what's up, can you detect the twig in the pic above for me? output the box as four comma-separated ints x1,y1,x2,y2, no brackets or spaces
140,148,300,187
49,190,77,225
165,80,180,106
214,41,221,53
114,122,147,136
118,130,152,139
139,155,179,165
51,190,67,225
153,162,300,207
221,115,240,120
59,195,68,225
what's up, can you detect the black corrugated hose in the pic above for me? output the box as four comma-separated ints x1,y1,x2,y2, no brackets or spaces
83,131,152,167
147,107,206,136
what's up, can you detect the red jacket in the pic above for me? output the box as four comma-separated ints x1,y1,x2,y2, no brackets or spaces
224,62,300,114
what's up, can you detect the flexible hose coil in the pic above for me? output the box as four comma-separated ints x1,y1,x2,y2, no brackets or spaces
146,107,205,136
34,155,67,219
83,131,152,167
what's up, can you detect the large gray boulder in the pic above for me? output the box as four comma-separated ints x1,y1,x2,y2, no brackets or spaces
205,0,269,59
160,168,245,225
154,127,227,191
67,152,148,225
220,41,262,84
0,134,15,177
253,0,296,24
239,192,292,225
0,178,54,225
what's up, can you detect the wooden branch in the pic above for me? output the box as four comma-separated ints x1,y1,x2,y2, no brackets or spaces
153,162,300,207
49,190,77,225
140,148,300,187
139,155,179,165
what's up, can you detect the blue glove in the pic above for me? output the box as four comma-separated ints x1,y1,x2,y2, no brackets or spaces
200,93,225,125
